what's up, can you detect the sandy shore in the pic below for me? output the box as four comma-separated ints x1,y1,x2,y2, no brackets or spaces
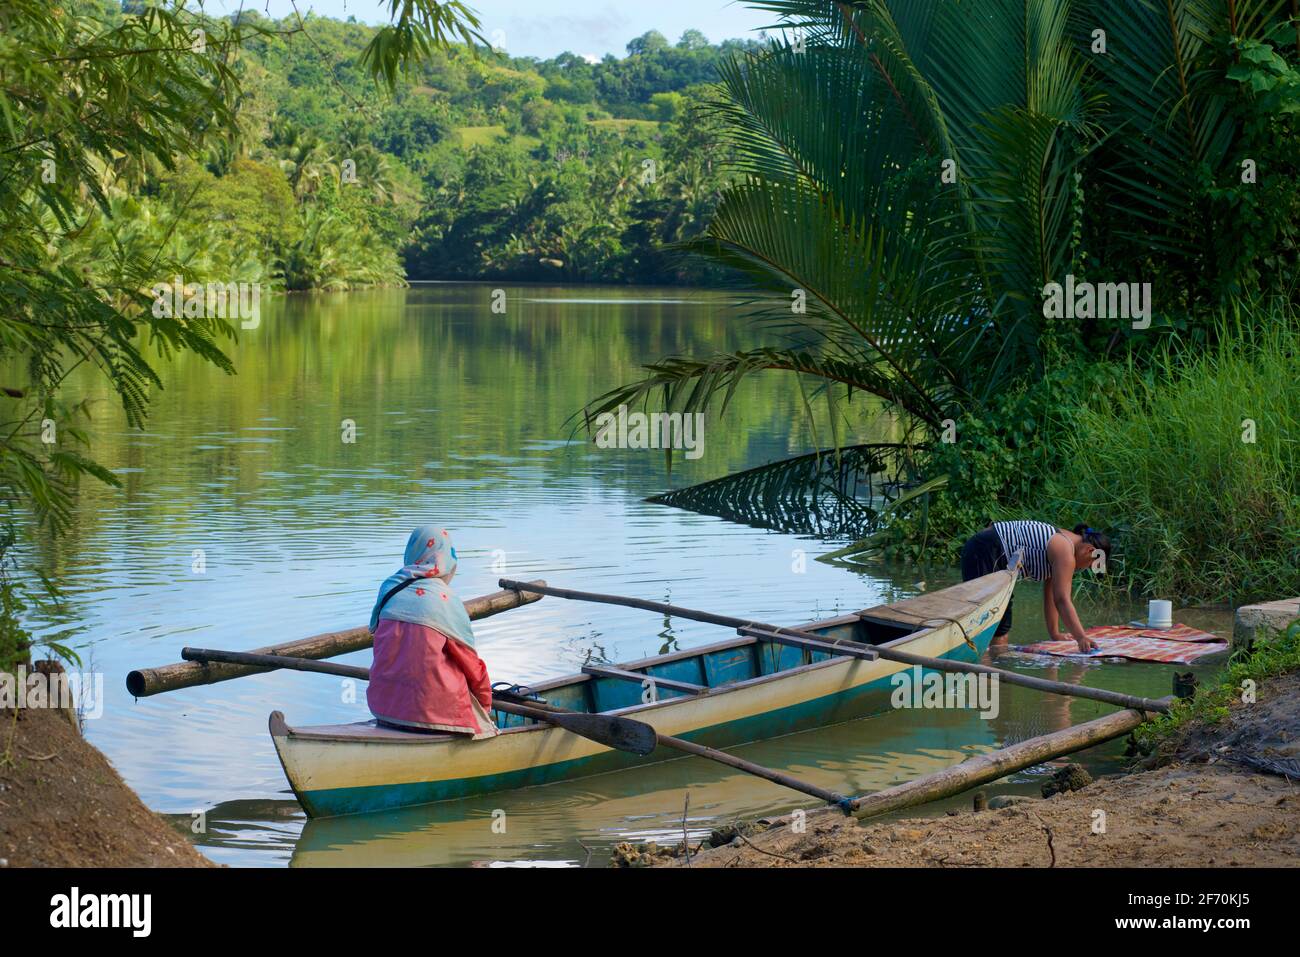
641,671,1300,868
0,698,213,867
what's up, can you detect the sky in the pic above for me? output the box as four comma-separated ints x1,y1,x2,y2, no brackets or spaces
206,1,777,60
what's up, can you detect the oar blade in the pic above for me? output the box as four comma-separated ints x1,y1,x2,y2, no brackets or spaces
549,711,658,756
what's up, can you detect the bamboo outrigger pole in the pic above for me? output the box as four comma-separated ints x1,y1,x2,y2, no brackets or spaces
496,579,1172,715
125,581,546,698
752,698,1172,829
846,698,1172,820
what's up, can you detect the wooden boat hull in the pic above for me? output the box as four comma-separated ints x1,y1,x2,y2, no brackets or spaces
270,567,1015,818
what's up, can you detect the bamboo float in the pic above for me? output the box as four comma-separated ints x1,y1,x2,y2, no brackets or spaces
498,580,1172,715
125,581,546,697
847,698,1172,821
752,698,1172,830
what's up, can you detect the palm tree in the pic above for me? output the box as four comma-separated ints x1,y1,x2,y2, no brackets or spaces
270,121,334,200
663,155,711,238
587,0,1293,451
606,152,643,214
342,144,403,207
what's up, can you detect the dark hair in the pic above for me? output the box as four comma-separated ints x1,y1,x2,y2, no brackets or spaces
1073,524,1112,562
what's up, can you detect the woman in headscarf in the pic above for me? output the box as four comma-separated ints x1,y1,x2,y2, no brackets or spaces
366,525,496,737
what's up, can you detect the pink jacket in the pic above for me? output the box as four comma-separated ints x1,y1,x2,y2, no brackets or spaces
367,618,493,735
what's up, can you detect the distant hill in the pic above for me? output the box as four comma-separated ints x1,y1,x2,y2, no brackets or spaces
220,13,756,284
64,7,755,288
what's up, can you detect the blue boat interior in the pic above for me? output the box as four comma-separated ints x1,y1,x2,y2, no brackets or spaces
492,615,919,727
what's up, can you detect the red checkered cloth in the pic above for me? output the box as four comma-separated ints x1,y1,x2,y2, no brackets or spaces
1016,623,1229,664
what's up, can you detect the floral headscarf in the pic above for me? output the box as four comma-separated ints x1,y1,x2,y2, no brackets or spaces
369,525,476,648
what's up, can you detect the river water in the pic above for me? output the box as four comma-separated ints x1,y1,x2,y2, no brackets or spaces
21,285,1231,866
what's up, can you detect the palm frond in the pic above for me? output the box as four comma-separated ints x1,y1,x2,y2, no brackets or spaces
1083,0,1290,276
815,473,949,564
648,442,916,537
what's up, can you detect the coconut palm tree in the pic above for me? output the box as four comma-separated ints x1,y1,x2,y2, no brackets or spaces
270,121,334,200
587,0,1294,445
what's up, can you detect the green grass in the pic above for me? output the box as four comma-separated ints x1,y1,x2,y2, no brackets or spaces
454,126,543,151
589,118,661,134
455,125,509,148
455,118,655,152
1040,305,1300,605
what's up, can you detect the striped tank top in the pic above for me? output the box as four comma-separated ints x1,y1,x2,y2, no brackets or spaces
992,520,1058,582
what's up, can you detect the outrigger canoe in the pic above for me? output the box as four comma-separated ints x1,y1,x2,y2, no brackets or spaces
270,563,1017,818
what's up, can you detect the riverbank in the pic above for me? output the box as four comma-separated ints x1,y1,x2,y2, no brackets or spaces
644,670,1300,868
0,700,212,867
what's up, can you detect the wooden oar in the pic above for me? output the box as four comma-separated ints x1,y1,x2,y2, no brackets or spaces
489,687,857,812
180,647,857,813
180,648,656,756
496,579,1173,715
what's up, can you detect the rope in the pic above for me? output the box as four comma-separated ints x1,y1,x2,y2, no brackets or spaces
855,553,1022,652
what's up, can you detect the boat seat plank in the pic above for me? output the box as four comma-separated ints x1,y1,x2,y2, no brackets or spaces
865,576,1004,629
581,665,706,694
288,720,457,743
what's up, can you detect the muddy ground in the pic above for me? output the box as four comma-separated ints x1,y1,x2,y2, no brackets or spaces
0,700,213,867
640,671,1300,868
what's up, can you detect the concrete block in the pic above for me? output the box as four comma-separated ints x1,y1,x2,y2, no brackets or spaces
1233,598,1300,650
